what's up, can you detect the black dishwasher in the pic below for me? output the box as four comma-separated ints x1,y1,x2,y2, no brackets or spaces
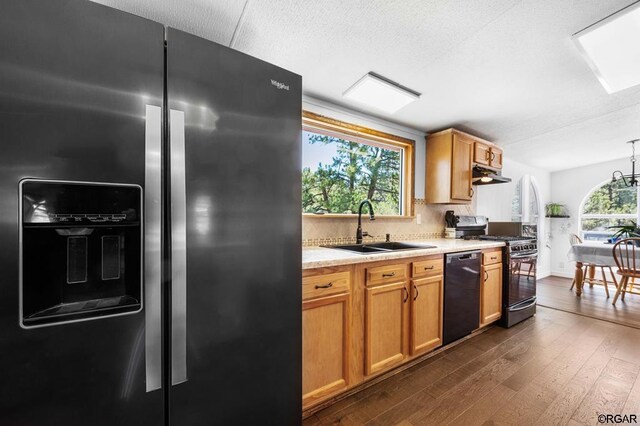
443,250,481,345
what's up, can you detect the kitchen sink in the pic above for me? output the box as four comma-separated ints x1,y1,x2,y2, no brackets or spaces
323,242,436,254
323,244,389,253
366,242,430,250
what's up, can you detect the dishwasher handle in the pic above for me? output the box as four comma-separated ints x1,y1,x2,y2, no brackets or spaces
447,251,480,263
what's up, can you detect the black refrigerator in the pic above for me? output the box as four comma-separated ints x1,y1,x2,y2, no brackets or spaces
0,1,302,425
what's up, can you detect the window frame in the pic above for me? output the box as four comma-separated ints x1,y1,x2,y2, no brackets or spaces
301,111,415,218
580,179,640,241
512,175,540,224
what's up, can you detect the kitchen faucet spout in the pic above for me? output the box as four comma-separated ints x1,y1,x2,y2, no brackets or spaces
356,200,375,244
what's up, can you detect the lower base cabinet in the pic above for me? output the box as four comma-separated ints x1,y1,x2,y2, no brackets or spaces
302,273,351,408
302,250,500,412
410,275,443,356
480,248,503,327
364,281,409,376
480,262,502,326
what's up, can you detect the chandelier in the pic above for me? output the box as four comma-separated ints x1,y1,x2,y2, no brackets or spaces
612,139,640,187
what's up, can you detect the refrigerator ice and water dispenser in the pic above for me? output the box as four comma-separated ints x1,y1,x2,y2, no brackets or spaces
20,180,143,327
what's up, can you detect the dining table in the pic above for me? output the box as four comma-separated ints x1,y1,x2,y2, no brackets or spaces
567,241,619,296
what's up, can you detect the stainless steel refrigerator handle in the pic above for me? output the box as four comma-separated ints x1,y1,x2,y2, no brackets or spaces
170,109,188,386
144,105,162,392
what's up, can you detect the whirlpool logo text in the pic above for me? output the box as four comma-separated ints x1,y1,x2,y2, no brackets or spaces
271,79,290,91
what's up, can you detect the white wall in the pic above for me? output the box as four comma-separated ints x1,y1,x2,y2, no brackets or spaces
302,95,427,198
549,157,629,278
475,158,552,278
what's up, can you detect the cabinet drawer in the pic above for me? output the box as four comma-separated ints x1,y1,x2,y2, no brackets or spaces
412,258,443,278
483,250,502,265
366,264,406,286
303,272,350,300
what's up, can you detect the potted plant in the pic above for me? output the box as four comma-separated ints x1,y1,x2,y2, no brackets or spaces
607,222,640,244
545,203,566,217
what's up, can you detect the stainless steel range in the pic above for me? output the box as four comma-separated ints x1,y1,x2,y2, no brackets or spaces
478,236,537,327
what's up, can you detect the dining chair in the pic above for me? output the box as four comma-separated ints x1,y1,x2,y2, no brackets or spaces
612,238,640,305
569,233,616,297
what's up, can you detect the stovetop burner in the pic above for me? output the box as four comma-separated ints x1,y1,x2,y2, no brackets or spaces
463,234,537,251
478,235,535,242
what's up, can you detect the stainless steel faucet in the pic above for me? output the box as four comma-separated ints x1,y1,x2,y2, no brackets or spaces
356,200,375,244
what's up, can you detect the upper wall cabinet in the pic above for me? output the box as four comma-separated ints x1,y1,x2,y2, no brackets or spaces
425,129,502,204
425,129,474,204
474,140,503,170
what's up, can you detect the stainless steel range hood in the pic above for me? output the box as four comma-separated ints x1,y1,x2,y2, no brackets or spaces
472,166,512,185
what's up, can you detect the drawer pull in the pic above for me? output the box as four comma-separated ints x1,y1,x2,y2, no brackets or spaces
382,272,396,278
490,256,498,260
424,266,435,270
315,282,333,289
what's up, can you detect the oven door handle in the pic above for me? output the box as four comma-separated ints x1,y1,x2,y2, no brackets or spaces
509,297,537,312
511,252,538,260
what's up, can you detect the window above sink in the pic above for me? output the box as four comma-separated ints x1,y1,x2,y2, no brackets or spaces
302,111,415,218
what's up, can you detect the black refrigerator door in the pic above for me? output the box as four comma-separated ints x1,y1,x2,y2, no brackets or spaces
0,1,164,425
166,28,302,425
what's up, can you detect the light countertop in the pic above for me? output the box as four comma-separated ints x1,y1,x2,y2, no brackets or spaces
302,239,505,269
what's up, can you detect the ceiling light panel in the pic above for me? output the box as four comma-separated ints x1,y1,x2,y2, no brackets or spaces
573,2,640,93
343,73,420,114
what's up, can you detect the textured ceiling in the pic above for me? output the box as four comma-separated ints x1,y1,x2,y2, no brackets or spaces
91,0,640,171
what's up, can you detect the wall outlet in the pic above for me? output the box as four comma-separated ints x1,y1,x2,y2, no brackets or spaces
416,213,422,225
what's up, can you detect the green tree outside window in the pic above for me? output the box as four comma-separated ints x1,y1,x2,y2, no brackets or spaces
581,180,638,240
302,131,402,215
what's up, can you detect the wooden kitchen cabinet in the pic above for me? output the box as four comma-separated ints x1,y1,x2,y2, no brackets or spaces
474,140,503,170
451,134,474,201
301,254,451,413
410,275,443,355
490,145,503,169
426,128,504,204
365,281,409,376
302,271,351,408
364,256,444,376
480,250,503,327
425,129,474,204
474,140,492,167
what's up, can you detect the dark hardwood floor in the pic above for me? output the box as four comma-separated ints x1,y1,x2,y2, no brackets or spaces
304,306,640,425
538,275,640,329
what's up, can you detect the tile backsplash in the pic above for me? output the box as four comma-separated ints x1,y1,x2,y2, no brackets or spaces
302,199,474,246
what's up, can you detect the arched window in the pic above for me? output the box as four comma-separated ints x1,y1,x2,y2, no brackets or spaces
512,175,540,224
511,175,541,242
580,179,637,241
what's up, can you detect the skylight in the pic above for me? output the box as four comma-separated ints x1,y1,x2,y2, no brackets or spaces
573,2,640,93
343,73,420,114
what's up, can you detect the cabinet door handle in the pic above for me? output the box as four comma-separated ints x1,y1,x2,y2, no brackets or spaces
382,272,396,278
491,151,496,161
403,287,409,303
315,282,333,289
485,150,490,161
484,271,489,281
469,187,474,198
413,285,419,301
424,265,434,270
